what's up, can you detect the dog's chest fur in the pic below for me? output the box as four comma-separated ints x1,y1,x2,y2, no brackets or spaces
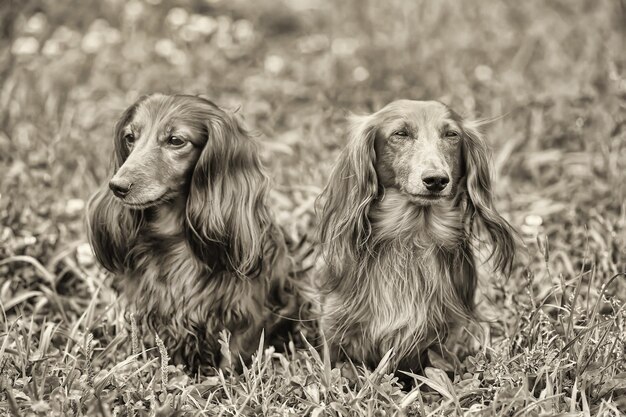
322,193,471,369
124,238,262,327
117,207,268,369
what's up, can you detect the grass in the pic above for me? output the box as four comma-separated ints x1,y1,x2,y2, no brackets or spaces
0,0,625,415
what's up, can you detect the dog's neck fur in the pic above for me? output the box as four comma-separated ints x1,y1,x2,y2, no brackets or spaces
115,198,273,369
149,198,187,237
322,189,474,369
123,200,216,304
368,189,465,249
131,197,225,276
119,198,247,321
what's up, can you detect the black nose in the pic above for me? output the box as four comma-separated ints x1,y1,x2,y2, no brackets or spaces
109,179,132,198
422,172,450,192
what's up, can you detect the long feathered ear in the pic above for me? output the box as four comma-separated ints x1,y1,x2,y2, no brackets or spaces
461,122,518,274
317,115,378,275
86,185,142,273
185,109,274,277
86,99,145,273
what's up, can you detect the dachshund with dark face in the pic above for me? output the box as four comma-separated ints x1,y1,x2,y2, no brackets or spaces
317,100,518,371
87,94,299,372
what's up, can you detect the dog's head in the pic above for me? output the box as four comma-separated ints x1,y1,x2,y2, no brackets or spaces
88,94,273,276
370,100,465,206
318,99,517,273
108,94,211,208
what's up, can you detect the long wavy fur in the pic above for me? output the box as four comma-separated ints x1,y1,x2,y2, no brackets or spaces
86,95,300,372
316,107,518,370
317,116,378,278
184,105,276,278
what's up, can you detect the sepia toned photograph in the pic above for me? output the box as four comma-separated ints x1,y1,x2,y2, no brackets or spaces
0,0,625,415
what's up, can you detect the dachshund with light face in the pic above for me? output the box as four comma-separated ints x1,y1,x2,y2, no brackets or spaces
87,94,300,372
317,100,517,371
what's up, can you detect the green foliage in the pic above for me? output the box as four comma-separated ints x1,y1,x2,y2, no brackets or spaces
0,0,625,415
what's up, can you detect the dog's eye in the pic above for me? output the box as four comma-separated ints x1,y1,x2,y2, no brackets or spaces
124,133,135,145
444,131,460,139
167,136,186,147
393,130,409,137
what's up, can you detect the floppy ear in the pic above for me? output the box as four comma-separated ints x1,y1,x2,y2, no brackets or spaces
185,109,274,277
86,99,145,273
86,185,142,273
317,115,378,276
461,123,517,274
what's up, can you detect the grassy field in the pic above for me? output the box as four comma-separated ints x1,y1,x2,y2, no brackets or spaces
1,0,625,415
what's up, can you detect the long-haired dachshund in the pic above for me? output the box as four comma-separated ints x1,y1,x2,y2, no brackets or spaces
317,100,518,371
87,94,299,372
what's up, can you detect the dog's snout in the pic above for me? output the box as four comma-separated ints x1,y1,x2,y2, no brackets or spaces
109,178,133,198
422,171,449,192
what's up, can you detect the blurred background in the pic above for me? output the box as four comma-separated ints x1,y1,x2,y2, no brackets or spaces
0,0,625,412
2,0,625,288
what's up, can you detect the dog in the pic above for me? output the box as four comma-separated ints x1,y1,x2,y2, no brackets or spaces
87,93,302,372
316,100,518,372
